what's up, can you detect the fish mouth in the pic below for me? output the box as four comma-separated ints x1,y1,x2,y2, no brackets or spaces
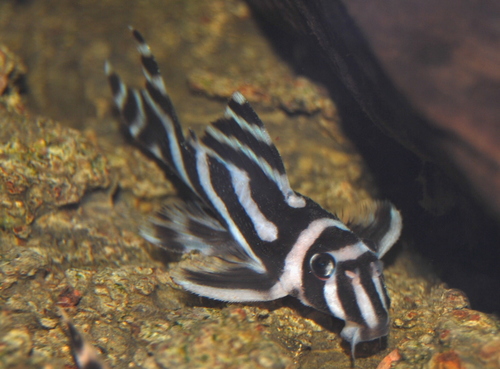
341,321,389,359
341,320,389,344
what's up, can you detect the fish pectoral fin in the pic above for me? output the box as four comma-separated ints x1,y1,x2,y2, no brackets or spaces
171,254,285,302
142,199,252,261
339,200,402,258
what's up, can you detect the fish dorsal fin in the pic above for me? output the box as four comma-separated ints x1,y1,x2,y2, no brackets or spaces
339,200,402,258
198,92,306,210
176,92,307,270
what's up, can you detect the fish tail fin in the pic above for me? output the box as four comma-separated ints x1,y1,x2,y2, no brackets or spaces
106,28,194,188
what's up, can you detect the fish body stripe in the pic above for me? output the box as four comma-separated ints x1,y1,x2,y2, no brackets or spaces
194,145,266,272
347,268,379,329
205,125,282,188
227,163,278,242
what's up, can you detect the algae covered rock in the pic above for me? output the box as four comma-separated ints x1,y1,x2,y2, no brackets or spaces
0,110,109,238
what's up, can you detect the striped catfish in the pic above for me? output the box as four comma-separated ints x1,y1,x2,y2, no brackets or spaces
106,29,402,355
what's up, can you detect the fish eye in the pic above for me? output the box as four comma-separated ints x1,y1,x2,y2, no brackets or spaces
310,253,336,280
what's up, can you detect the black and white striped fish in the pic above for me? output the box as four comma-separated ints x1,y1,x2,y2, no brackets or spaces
106,29,402,355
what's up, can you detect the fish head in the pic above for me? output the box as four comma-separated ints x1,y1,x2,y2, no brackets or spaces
326,250,390,344
300,231,392,349
299,200,402,351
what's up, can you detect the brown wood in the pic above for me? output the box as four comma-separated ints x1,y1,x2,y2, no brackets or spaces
247,0,500,214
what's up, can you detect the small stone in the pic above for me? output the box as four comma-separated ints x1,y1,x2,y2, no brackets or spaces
443,289,470,310
393,318,404,328
429,350,464,369
418,334,434,345
38,317,58,329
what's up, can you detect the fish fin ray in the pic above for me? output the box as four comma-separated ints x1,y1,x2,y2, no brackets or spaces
339,200,402,258
201,93,305,209
143,199,252,261
172,255,283,302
